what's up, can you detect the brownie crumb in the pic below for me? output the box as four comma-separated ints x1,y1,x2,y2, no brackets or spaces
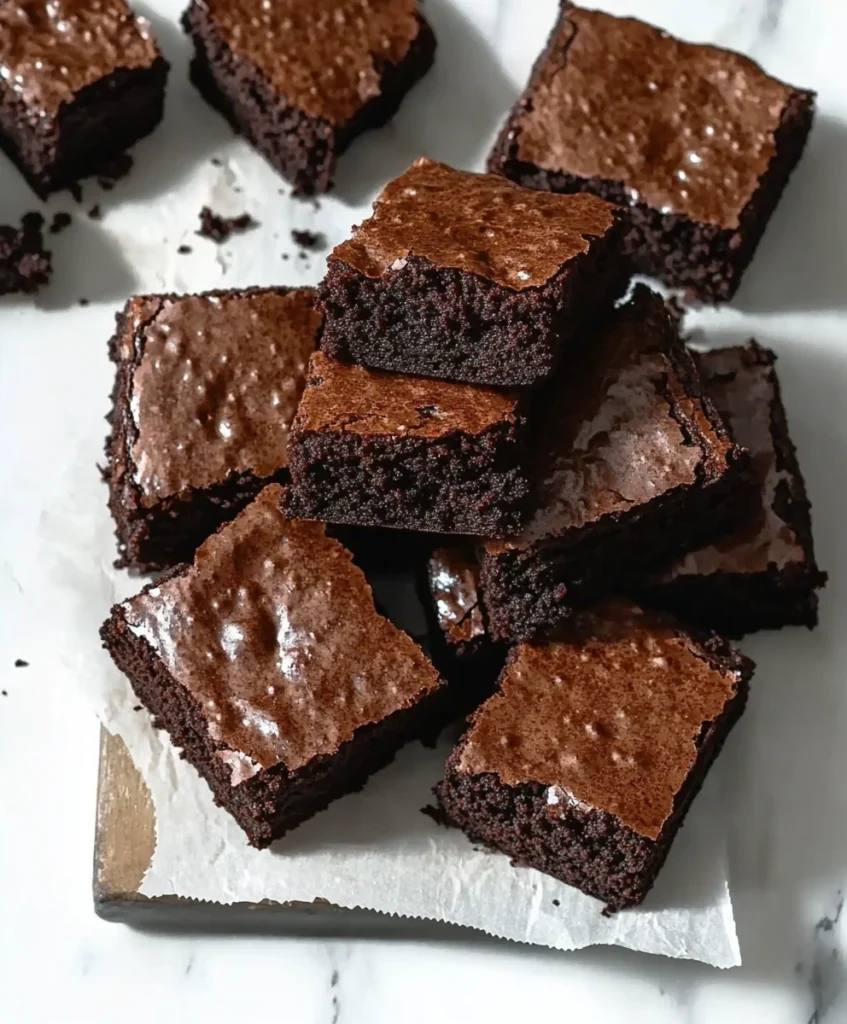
177,244,193,254
133,704,143,712
14,659,28,667
79,298,90,306
211,157,222,166
0,214,52,295
420,803,450,827
291,228,325,251
282,253,290,261
2,690,7,697
49,212,72,234
88,205,102,220
298,251,308,260
196,206,258,244
95,152,134,191
552,899,560,907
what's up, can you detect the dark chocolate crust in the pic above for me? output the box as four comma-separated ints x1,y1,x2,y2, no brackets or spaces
317,220,630,389
435,634,752,911
487,6,815,303
182,3,435,196
0,213,51,294
639,345,826,635
0,61,168,199
102,590,451,849
104,287,298,573
286,417,531,537
479,330,753,642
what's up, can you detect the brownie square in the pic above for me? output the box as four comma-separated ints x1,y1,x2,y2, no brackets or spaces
105,286,319,572
0,0,168,198
436,600,753,911
102,485,449,848
421,545,505,713
639,342,826,635
317,157,630,388
479,286,751,643
488,2,815,303
182,0,435,197
0,212,51,294
286,351,531,536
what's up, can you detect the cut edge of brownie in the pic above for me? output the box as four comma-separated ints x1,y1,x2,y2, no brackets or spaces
435,632,753,911
316,213,631,389
480,298,755,641
0,59,169,199
638,341,826,634
101,582,452,849
104,285,302,572
285,415,532,538
487,4,815,303
182,3,436,196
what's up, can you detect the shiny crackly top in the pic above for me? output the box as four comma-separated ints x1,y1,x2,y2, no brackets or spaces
123,288,319,507
197,0,421,125
0,0,160,115
123,485,442,783
513,6,798,230
331,157,620,290
294,351,521,439
486,287,730,553
428,547,485,649
666,343,805,578
458,599,743,839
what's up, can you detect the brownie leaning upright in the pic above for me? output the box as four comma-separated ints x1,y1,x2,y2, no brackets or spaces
182,0,436,196
0,0,169,197
480,286,752,643
488,2,815,302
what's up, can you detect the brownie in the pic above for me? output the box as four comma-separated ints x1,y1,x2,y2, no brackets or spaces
182,0,435,197
639,342,826,634
488,3,815,303
101,485,450,848
0,0,169,198
422,545,506,713
0,212,51,294
285,351,531,536
105,286,319,571
435,599,753,911
479,286,751,643
317,158,630,388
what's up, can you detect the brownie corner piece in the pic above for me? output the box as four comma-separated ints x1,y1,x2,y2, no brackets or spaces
182,0,435,196
435,600,753,910
101,484,449,848
638,340,826,634
105,285,319,571
286,351,531,536
488,3,815,302
479,285,751,642
0,212,51,295
317,157,630,388
0,0,168,197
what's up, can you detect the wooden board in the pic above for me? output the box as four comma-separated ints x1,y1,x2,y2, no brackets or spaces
93,727,468,938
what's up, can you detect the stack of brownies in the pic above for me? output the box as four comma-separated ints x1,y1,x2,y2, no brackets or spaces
100,2,825,914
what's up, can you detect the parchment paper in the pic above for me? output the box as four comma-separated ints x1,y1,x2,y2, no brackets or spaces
1,0,742,967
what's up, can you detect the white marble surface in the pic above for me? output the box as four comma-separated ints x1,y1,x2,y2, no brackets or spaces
2,0,847,1020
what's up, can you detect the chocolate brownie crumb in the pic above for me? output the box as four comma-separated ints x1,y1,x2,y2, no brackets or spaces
177,244,193,254
196,206,258,243
211,157,222,166
133,704,143,711
0,214,52,295
291,228,326,251
552,899,560,907
79,298,90,306
421,803,450,827
14,659,28,668
49,212,72,234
